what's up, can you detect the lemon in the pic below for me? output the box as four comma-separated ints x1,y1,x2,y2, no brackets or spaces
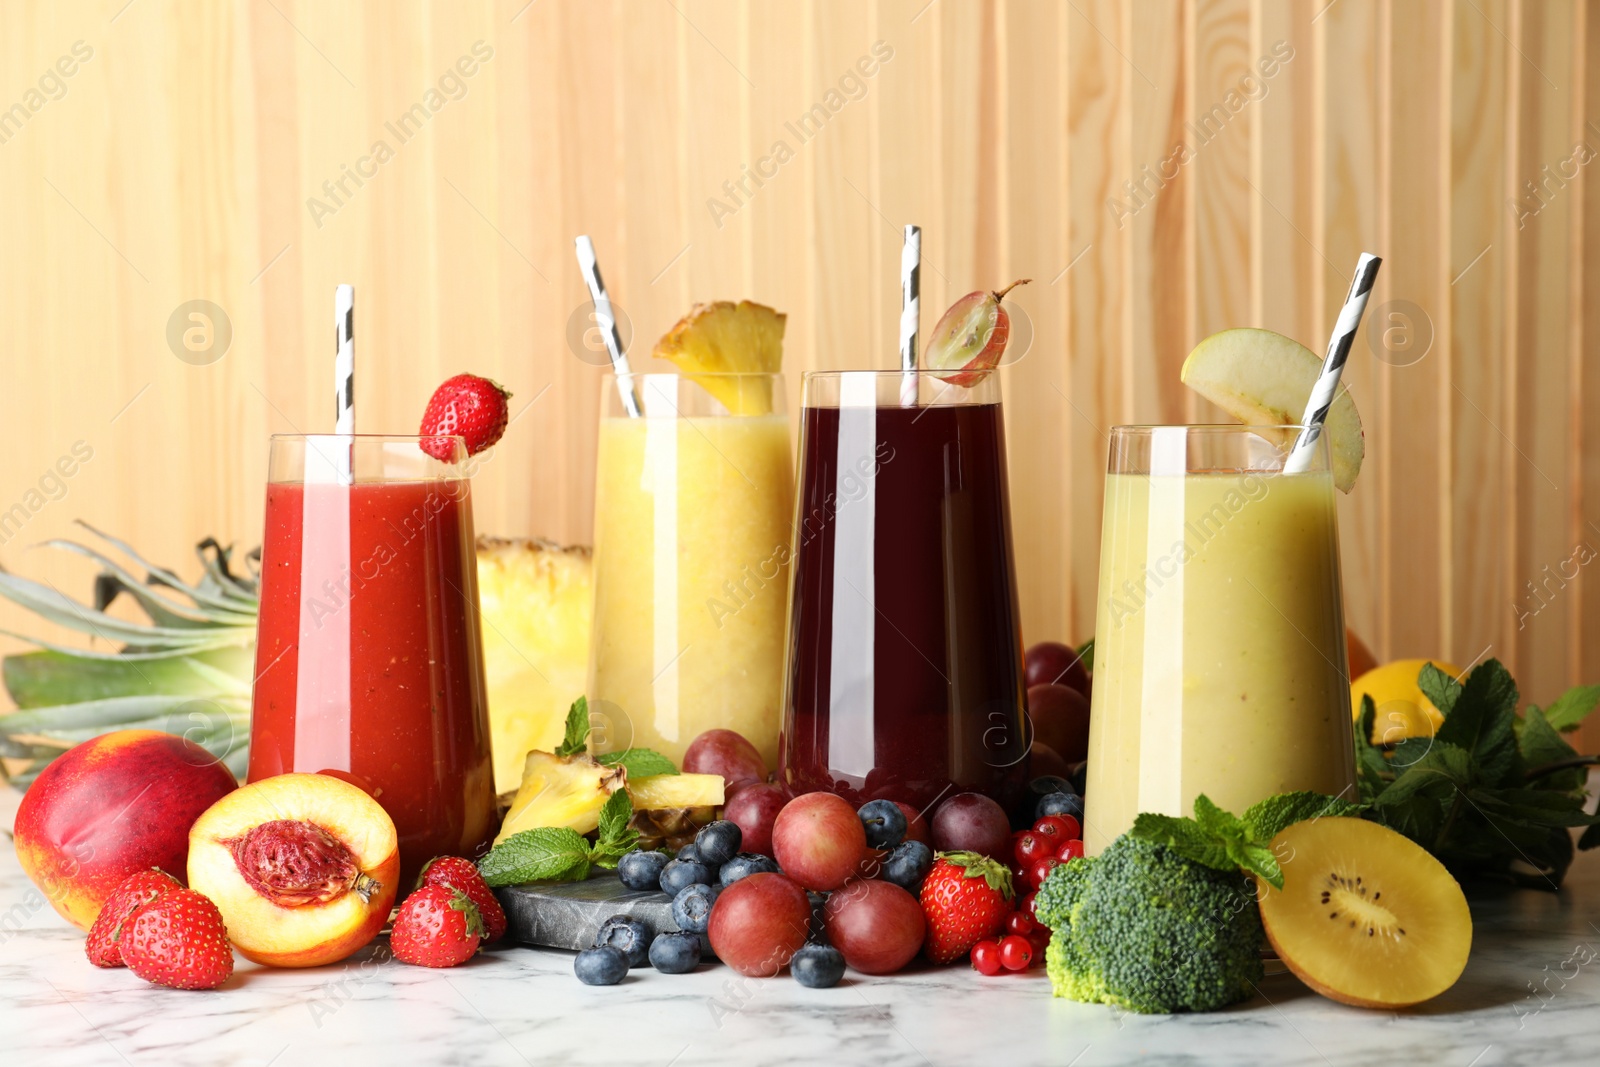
1350,658,1461,745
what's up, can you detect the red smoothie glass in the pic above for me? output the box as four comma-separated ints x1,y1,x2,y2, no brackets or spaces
780,371,1030,814
248,435,497,888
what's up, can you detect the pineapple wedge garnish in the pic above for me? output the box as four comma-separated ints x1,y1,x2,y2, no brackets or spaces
495,750,626,844
653,300,786,415
476,537,593,794
628,773,725,811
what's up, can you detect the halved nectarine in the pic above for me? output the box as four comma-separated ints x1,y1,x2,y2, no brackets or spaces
187,773,398,968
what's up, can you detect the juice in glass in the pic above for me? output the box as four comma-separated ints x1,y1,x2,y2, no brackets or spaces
1083,425,1355,851
781,371,1030,812
248,436,497,888
587,374,793,768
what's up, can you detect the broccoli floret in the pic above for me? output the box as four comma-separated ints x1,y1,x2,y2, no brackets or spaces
1038,835,1264,1014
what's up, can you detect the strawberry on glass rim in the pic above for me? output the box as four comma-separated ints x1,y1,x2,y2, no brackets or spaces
924,279,1030,387
419,373,511,460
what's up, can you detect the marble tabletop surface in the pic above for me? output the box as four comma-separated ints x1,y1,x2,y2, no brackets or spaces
2,786,1598,1067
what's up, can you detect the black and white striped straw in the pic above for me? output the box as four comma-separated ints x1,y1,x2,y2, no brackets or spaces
1284,253,1382,473
899,225,921,405
333,283,355,481
574,236,642,417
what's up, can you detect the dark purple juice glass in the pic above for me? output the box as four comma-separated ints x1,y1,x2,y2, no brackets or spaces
780,371,1030,813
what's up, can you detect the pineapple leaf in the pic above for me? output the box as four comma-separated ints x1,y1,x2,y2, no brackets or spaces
72,521,252,614
0,694,239,733
0,627,252,661
39,538,249,628
193,537,260,604
3,647,252,708
0,572,237,648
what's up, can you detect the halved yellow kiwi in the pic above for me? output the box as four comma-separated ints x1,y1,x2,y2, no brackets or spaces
1258,817,1471,1008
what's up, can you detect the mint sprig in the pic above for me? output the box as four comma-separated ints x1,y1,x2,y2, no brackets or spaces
554,696,590,758
552,697,679,778
477,789,639,887
1358,658,1600,888
1130,790,1363,890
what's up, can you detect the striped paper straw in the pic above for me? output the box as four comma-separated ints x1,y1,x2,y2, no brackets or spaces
899,224,921,406
1284,253,1382,474
334,283,354,482
574,236,642,417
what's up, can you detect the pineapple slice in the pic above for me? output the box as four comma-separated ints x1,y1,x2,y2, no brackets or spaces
476,537,593,795
653,300,786,415
628,773,726,811
495,750,625,845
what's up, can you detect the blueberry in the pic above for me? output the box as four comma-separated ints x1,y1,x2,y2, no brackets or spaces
694,820,743,867
881,839,933,892
1028,775,1075,799
671,882,719,934
617,849,670,892
593,915,653,968
648,931,702,974
659,859,715,897
856,799,907,850
718,852,780,887
674,842,703,863
1035,792,1084,822
575,945,629,985
790,944,846,989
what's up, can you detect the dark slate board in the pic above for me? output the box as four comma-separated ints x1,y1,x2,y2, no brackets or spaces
493,870,715,957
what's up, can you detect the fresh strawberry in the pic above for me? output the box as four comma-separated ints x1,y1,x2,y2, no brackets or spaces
918,851,1014,964
417,856,506,944
85,868,182,968
419,374,511,459
390,885,484,968
119,888,234,990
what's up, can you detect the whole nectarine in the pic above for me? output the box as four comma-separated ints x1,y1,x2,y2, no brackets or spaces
13,729,238,930
187,773,399,967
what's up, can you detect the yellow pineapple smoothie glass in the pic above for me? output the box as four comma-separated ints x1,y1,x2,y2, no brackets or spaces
1083,425,1356,853
587,373,793,768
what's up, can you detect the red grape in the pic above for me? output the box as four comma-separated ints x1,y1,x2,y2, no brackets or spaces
1027,683,1092,764
1013,832,1052,867
772,792,868,891
930,793,1011,861
893,801,932,846
723,782,787,857
1033,814,1080,842
970,939,1003,976
822,879,926,975
999,934,1033,971
1023,641,1091,697
1056,839,1086,863
1027,742,1073,782
707,872,811,977
1029,857,1062,888
684,729,768,792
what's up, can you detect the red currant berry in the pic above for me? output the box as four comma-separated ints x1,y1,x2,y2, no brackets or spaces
1056,839,1086,863
970,939,1004,976
999,934,1033,971
1029,856,1063,888
1010,862,1033,890
1005,911,1036,938
1013,832,1052,867
1028,930,1052,965
1018,891,1039,921
1033,814,1079,842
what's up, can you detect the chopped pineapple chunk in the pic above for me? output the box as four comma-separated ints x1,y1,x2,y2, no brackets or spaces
495,750,624,845
628,773,726,811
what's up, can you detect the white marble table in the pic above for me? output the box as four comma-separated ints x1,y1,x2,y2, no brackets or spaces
3,799,1598,1067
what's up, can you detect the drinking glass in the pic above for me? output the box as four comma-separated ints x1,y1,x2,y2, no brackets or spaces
587,373,793,769
247,435,497,888
1083,425,1356,852
780,370,1030,812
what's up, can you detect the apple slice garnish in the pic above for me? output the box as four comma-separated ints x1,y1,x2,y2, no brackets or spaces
1180,327,1365,492
924,280,1030,387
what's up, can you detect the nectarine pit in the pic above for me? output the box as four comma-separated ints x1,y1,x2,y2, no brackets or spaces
226,820,379,907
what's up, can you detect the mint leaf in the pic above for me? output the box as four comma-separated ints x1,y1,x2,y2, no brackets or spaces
597,748,678,778
1076,637,1095,673
1192,794,1245,838
1129,813,1234,872
554,696,590,758
1518,707,1583,789
1543,685,1600,732
1434,660,1518,786
1417,662,1463,718
1374,742,1473,807
478,826,592,887
1243,790,1364,843
590,789,639,869
1232,842,1284,890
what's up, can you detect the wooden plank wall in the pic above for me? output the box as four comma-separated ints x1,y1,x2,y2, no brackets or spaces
1,0,1598,745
